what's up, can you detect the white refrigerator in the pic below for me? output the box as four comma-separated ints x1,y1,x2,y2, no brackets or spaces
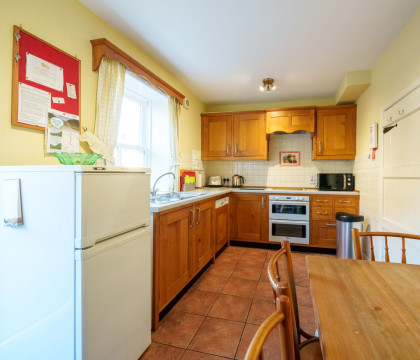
0,165,152,360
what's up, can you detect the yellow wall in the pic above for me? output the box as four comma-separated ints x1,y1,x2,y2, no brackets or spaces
356,7,420,153
0,0,205,165
205,98,335,113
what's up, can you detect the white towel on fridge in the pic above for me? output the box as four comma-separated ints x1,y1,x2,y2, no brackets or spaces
3,179,23,227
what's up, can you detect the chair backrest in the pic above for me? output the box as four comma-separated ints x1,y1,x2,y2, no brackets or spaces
244,295,296,360
267,242,300,355
352,228,420,263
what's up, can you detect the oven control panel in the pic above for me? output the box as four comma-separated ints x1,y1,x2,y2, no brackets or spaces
269,195,309,202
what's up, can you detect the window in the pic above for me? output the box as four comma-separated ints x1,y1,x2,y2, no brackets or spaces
115,72,172,190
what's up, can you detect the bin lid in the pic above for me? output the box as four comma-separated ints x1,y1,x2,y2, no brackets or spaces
336,212,364,222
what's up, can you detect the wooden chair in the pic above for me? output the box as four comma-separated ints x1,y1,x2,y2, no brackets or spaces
244,295,295,360
267,242,321,359
352,228,420,263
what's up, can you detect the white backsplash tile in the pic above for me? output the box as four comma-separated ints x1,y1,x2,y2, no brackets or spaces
203,133,354,187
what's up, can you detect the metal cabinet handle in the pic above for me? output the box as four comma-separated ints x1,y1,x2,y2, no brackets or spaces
196,207,201,225
189,209,194,228
316,200,328,203
234,144,238,154
316,211,328,215
326,223,336,227
338,200,351,203
226,144,229,155
261,197,265,209
319,141,322,153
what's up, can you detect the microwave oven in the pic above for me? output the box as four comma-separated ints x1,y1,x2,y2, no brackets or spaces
318,173,355,191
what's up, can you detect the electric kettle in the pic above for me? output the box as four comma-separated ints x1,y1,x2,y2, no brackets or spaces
232,174,245,188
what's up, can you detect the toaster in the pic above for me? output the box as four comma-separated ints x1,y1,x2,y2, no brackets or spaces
208,176,222,187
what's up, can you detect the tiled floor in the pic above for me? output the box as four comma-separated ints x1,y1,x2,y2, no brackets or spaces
141,246,323,360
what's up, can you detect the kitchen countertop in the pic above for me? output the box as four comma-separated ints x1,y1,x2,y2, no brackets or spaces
150,187,359,213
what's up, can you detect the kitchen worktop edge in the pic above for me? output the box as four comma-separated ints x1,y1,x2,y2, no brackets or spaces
150,187,359,213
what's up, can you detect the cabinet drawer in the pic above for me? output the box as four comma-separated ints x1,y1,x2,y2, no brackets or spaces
312,196,333,205
334,197,357,207
312,206,334,220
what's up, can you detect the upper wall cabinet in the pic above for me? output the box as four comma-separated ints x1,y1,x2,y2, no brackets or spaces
266,106,315,134
312,105,357,160
201,111,268,160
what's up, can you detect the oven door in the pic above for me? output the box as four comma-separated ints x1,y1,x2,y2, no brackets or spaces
269,219,309,244
269,201,309,221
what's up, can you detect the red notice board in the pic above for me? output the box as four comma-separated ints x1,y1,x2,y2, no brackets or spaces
11,25,81,131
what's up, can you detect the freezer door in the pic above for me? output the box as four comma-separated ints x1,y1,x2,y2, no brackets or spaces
75,226,152,360
75,172,150,248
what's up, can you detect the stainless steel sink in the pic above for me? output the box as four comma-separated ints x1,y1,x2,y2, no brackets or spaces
151,191,206,204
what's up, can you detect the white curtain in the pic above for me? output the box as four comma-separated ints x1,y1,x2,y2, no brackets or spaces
94,57,126,164
168,97,181,190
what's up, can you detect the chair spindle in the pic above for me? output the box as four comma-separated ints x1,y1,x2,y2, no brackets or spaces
384,236,389,262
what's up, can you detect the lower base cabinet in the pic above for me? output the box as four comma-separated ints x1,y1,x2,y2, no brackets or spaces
310,195,360,249
153,199,214,330
230,193,268,243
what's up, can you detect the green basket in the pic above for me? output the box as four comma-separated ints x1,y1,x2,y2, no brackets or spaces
51,152,103,165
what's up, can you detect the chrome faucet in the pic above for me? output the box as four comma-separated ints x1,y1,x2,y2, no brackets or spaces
151,172,176,197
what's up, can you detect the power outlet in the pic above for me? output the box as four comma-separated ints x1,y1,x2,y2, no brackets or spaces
309,175,316,184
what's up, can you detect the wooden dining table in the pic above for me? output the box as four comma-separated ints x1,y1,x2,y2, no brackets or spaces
306,256,420,360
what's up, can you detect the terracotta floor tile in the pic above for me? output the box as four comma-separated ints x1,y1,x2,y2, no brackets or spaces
293,263,310,287
173,290,219,315
296,285,313,307
205,262,236,277
259,267,270,282
298,304,316,324
215,255,241,266
254,281,274,301
152,311,204,348
223,246,247,255
181,350,227,360
221,277,258,298
140,342,184,360
188,317,244,358
231,265,262,281
240,255,266,268
235,323,282,360
208,294,252,322
247,298,276,325
194,273,230,293
244,248,268,257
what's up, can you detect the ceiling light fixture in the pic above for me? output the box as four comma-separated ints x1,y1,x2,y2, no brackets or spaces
259,78,276,92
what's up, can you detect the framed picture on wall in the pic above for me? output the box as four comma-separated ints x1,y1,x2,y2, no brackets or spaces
280,151,300,166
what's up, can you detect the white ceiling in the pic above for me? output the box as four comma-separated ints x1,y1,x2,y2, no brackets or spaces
80,0,420,106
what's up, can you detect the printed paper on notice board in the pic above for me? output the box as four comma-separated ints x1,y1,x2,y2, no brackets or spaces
26,53,64,92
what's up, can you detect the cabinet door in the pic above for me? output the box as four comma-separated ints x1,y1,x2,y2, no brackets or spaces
194,200,213,272
201,115,232,159
215,204,229,252
314,105,356,159
230,194,268,242
311,220,337,248
233,112,267,159
158,206,194,310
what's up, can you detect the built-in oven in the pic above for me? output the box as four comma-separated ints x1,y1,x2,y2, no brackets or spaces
269,195,309,244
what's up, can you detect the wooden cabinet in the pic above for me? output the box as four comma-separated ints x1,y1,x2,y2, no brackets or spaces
214,199,229,252
310,194,359,248
230,193,268,243
157,206,193,311
266,106,315,133
313,105,356,160
201,111,268,160
193,200,214,272
153,198,215,329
